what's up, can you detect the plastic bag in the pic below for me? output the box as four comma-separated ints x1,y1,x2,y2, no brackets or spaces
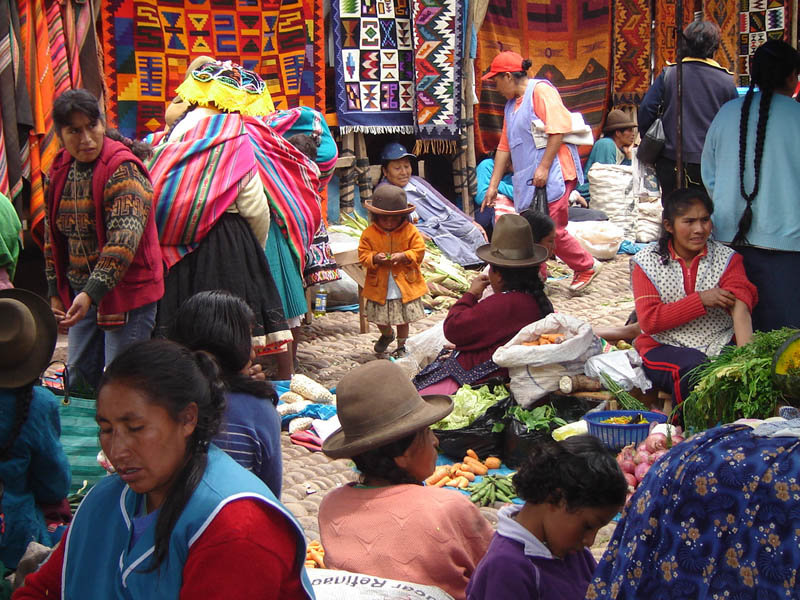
584,350,652,393
502,418,552,468
307,568,454,600
636,196,663,243
531,187,549,215
636,117,665,164
434,396,513,461
492,314,602,408
406,321,451,369
565,221,624,260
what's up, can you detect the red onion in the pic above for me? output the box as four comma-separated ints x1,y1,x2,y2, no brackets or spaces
634,461,651,482
619,459,636,475
624,472,637,489
637,441,648,453
645,433,667,453
618,444,635,463
648,449,667,464
634,450,651,465
670,435,685,445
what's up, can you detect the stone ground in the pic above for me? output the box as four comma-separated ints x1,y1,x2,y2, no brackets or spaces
51,254,632,559
275,255,634,558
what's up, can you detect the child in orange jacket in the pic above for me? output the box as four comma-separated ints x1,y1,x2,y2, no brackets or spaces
358,185,427,357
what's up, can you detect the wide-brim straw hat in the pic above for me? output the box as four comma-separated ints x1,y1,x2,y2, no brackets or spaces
476,214,548,267
364,184,416,216
323,360,453,459
0,289,57,388
602,109,637,134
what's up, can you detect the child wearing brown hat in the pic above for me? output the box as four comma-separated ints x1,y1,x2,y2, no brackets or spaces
358,185,428,357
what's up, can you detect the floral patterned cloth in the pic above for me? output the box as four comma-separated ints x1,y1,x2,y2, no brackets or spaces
586,423,800,600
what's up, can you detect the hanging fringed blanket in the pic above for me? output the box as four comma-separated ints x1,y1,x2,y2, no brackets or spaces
612,0,652,106
412,0,463,154
331,0,415,134
737,0,791,87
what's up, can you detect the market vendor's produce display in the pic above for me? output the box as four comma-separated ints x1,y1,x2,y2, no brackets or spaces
615,425,685,503
431,384,509,430
425,450,502,490
467,474,516,507
683,328,800,431
330,212,472,310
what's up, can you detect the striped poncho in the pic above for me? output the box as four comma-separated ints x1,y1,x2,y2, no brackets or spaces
147,112,322,270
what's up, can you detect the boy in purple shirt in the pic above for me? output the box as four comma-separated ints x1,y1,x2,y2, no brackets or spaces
466,435,626,600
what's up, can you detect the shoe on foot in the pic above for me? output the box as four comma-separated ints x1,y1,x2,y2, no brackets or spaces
374,332,396,353
391,346,409,359
569,260,601,292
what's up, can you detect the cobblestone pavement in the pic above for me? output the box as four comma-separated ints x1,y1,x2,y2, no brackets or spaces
279,254,634,558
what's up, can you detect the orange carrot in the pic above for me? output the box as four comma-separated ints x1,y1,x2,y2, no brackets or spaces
466,449,479,460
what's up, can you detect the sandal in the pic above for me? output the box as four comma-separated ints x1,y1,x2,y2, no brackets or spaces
373,331,396,354
391,346,409,359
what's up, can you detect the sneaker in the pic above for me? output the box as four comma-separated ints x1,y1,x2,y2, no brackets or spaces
373,332,396,354
569,260,601,292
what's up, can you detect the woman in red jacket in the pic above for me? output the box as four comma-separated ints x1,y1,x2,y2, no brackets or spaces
45,89,164,393
414,214,553,394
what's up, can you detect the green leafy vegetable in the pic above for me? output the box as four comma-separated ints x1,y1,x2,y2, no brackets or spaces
681,328,799,432
431,384,509,430
506,404,566,432
599,372,648,411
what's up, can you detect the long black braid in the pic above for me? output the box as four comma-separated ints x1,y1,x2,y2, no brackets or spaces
493,265,554,317
735,40,800,245
0,385,34,461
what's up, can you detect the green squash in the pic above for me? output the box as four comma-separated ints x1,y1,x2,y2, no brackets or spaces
772,332,800,400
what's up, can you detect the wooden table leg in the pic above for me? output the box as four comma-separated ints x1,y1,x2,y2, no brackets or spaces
358,285,369,334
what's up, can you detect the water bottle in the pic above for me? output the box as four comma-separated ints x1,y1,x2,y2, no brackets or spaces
314,284,328,316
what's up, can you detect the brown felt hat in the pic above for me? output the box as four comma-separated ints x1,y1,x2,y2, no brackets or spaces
322,360,453,459
364,184,416,216
602,109,637,134
0,289,57,388
476,214,548,267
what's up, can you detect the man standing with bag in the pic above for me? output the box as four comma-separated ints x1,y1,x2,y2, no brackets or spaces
481,52,599,292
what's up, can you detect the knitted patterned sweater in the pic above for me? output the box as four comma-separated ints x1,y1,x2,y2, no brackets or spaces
318,483,493,600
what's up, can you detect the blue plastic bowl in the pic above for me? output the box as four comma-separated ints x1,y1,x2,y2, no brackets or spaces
583,410,667,452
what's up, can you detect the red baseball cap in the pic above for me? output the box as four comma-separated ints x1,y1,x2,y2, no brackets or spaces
481,51,526,80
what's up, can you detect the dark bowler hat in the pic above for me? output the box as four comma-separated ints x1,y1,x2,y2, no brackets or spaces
0,289,57,388
364,184,416,215
602,109,637,135
476,214,548,267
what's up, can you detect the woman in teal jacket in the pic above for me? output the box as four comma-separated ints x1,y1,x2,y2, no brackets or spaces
0,289,70,569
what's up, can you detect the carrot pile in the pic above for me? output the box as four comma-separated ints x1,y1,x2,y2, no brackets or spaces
521,333,565,346
424,449,502,489
305,540,326,568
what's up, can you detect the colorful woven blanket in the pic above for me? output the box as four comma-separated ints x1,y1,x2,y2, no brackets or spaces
653,0,694,76
475,0,612,157
612,0,652,106
299,0,326,111
331,0,415,134
412,0,463,153
101,0,309,138
737,0,790,86
704,0,738,77
146,114,256,268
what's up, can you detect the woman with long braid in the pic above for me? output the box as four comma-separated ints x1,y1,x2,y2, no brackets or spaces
0,289,70,569
702,40,800,330
413,215,553,394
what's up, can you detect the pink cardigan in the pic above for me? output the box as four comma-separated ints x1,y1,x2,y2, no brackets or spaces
318,483,493,600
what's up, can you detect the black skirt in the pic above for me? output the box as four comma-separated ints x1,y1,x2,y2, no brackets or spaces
155,213,288,338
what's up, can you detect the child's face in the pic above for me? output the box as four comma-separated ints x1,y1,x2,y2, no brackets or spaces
537,229,556,258
375,214,405,232
542,503,619,559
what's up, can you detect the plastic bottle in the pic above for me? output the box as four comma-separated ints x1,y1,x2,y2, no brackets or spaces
313,284,328,316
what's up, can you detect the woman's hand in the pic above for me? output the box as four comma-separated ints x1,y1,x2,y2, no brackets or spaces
468,274,490,296
60,292,92,328
698,287,736,310
531,163,549,188
50,296,69,334
481,186,498,211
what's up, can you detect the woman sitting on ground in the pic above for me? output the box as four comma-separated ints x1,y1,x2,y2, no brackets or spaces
413,214,553,395
318,360,493,600
14,339,313,599
0,290,70,571
168,290,282,497
632,188,757,407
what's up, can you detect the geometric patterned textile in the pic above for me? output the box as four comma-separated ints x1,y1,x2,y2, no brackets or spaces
653,0,694,76
705,0,738,78
331,0,415,134
100,0,308,139
299,0,326,111
612,0,651,106
474,0,611,158
738,0,789,87
412,0,462,151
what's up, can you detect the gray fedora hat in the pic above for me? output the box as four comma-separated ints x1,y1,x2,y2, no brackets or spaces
476,214,548,267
